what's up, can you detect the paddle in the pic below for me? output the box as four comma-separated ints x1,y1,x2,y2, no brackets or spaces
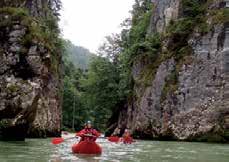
51,134,120,145
82,134,121,142
51,134,99,145
52,137,77,145
81,134,107,139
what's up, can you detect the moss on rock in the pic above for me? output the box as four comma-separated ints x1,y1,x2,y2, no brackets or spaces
7,84,20,93
0,6,61,75
0,119,11,129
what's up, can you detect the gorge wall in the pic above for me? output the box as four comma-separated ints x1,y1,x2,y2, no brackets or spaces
0,0,62,140
113,0,229,142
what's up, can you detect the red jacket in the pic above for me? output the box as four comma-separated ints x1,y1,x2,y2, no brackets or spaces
123,132,133,144
76,128,100,142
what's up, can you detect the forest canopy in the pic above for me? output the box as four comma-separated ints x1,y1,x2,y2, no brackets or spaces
62,0,153,131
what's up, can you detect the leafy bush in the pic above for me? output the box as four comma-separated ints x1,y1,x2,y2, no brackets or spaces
129,10,152,45
167,18,194,36
0,7,28,17
0,7,29,28
211,8,229,24
182,0,206,18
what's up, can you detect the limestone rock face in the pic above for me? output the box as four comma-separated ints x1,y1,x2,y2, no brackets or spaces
0,0,62,140
149,0,180,33
112,0,229,142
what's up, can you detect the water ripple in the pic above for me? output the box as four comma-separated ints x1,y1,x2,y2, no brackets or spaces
0,139,229,162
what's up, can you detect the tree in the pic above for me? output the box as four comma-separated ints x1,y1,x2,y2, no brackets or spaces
62,39,93,131
81,57,120,130
97,34,122,63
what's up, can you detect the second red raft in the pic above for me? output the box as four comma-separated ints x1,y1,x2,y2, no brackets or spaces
72,141,102,155
108,136,120,143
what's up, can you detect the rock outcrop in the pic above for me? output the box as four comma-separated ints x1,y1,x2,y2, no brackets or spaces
0,0,62,140
111,0,229,142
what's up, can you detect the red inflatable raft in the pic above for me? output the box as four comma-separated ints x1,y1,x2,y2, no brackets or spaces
122,136,133,144
72,141,102,155
108,136,120,143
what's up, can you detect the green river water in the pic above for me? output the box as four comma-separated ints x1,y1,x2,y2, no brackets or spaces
0,138,229,162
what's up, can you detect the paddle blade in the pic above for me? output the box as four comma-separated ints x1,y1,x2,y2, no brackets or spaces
52,137,64,145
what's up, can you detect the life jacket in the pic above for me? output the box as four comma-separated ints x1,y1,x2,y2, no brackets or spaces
76,128,100,142
123,132,133,144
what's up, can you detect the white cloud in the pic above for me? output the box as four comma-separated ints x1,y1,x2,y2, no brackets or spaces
59,0,135,52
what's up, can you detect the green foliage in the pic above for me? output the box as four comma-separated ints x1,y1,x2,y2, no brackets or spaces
7,84,20,93
116,0,157,97
63,40,95,70
167,18,194,36
129,33,161,60
62,39,98,131
0,6,28,16
63,0,229,132
62,45,120,131
210,8,229,24
0,119,10,129
0,7,29,28
176,0,229,35
182,0,206,18
125,1,155,61
81,57,120,130
62,74,86,130
0,5,62,74
131,0,153,25
62,40,89,130
167,0,210,38
98,34,122,62
129,9,152,45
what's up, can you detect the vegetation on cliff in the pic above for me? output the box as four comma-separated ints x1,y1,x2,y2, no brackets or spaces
62,0,229,137
0,0,63,139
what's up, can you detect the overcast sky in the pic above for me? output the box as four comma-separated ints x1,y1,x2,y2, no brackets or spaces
59,0,135,53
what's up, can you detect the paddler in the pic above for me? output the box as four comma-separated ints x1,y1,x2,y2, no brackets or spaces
72,121,102,154
122,128,133,144
76,121,100,142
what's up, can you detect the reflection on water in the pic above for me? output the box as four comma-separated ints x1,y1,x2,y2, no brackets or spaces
0,138,229,162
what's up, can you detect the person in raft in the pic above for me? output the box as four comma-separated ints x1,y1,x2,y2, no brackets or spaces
122,129,133,144
76,121,101,142
72,121,102,154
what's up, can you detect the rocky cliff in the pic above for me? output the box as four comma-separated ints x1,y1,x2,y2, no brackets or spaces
112,0,229,142
0,0,62,140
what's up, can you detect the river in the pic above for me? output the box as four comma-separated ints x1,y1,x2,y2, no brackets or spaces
0,138,229,162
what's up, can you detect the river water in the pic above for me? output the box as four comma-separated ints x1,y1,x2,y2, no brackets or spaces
0,138,229,162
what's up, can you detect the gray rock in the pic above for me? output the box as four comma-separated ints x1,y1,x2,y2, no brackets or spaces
113,0,229,142
9,29,26,38
0,0,62,140
149,0,180,33
9,44,21,52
